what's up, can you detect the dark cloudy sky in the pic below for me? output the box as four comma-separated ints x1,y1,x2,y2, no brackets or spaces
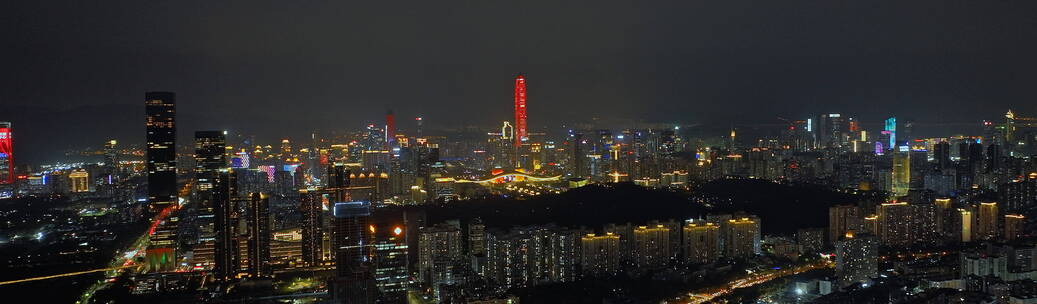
3,1,1037,164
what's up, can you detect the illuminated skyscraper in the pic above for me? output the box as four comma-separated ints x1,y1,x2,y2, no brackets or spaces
977,202,999,241
891,146,911,198
331,201,376,304
884,117,897,148
145,92,177,211
194,131,226,211
299,189,327,266
69,169,90,192
682,221,720,264
385,110,396,148
514,74,527,147
371,212,409,302
0,122,11,185
103,139,118,182
213,169,240,281
957,208,973,243
246,193,271,278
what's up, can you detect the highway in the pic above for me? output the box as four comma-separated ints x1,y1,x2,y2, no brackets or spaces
667,259,833,304
77,182,191,304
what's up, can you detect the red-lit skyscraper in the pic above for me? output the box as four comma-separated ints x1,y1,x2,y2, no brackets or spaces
385,110,396,147
514,74,527,147
0,122,11,185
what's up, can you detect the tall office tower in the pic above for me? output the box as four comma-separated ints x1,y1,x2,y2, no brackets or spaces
580,233,620,276
933,141,951,170
835,233,878,288
103,139,118,182
145,92,177,212
385,110,396,148
828,205,863,245
682,222,720,264
985,144,1003,173
370,210,409,302
299,190,326,266
213,169,239,281
0,122,11,185
977,202,999,241
571,132,584,178
417,222,464,286
722,216,761,258
878,202,913,247
815,113,847,148
194,131,226,210
884,117,897,149
633,224,671,269
246,193,271,277
891,146,911,198
957,208,974,243
69,169,90,192
1004,214,1025,241
414,116,424,138
514,74,527,147
331,201,376,304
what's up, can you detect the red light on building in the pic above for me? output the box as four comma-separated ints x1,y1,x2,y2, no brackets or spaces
514,75,527,147
385,110,396,146
0,123,12,185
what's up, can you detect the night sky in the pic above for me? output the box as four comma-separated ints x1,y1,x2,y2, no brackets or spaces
4,1,1037,164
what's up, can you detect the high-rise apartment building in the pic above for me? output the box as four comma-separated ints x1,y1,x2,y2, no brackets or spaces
835,233,878,288
829,205,862,244
1004,214,1025,241
633,224,671,269
682,221,720,264
581,233,620,276
722,216,761,258
977,202,999,241
417,222,464,286
878,202,913,247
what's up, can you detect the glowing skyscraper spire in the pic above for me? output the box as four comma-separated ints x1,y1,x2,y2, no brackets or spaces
514,75,527,147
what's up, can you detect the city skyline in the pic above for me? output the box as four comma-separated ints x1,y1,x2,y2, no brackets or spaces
7,1,1037,164
4,2,1037,304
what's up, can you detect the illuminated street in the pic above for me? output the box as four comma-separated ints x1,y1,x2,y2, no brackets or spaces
668,260,834,304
